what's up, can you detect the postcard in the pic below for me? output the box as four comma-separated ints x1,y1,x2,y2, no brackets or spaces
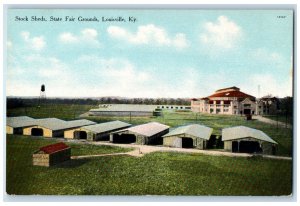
5,8,294,198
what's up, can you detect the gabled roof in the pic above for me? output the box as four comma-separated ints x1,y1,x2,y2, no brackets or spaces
66,119,96,128
209,90,255,99
114,122,169,137
222,126,277,144
163,124,213,140
82,121,131,134
39,142,70,154
34,118,68,130
215,86,240,93
34,118,96,131
6,116,36,128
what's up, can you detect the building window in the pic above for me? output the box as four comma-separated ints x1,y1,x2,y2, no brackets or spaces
216,109,220,113
210,109,214,113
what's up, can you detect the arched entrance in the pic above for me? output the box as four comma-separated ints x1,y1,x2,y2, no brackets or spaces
74,131,87,139
31,128,44,136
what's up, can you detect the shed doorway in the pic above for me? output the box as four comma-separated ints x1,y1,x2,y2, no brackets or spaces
232,141,262,153
74,131,87,139
31,128,44,136
239,141,262,153
113,134,136,144
182,138,193,148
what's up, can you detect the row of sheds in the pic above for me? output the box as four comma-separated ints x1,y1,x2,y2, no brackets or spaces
7,116,278,155
6,116,131,140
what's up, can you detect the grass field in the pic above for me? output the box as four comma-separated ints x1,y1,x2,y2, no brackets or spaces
6,135,292,195
7,104,293,156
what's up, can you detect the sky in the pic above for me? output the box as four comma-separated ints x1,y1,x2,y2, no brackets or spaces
6,9,294,98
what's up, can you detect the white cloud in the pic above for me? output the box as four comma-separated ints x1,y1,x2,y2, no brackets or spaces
107,24,189,49
58,28,100,46
200,16,242,49
59,32,78,43
20,31,46,51
251,48,285,67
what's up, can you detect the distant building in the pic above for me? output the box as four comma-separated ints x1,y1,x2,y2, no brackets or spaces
191,86,257,115
89,104,190,117
256,96,279,115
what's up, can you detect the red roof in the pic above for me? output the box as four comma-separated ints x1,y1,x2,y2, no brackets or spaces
39,142,70,154
208,90,255,99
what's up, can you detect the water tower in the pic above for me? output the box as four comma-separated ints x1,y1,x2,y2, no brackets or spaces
39,84,46,105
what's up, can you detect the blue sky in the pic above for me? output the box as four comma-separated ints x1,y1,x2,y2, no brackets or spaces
6,9,293,98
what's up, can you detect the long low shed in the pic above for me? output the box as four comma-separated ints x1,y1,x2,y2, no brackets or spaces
23,118,95,138
6,116,36,135
89,104,158,117
163,124,213,149
222,126,277,155
64,120,132,141
110,122,170,145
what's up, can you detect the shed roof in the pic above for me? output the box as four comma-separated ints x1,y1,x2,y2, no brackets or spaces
163,124,213,140
82,121,131,134
34,118,68,130
34,118,96,131
222,126,277,144
65,119,96,128
90,104,157,112
39,142,70,154
114,122,169,137
6,116,36,128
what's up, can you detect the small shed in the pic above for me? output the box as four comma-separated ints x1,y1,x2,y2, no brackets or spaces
222,126,277,155
6,116,36,135
32,142,71,167
110,122,169,145
162,124,213,149
64,120,131,141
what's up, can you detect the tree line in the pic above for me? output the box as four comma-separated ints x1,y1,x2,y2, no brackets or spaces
6,97,191,109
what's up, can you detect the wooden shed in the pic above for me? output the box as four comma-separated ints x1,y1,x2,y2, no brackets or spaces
24,118,95,138
32,142,71,167
162,124,213,149
222,126,277,155
6,116,36,135
64,120,131,141
110,122,169,145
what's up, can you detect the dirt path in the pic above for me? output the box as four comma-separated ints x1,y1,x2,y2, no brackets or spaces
254,115,292,129
72,141,291,160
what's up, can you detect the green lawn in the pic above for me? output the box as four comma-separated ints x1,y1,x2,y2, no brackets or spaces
263,114,293,125
7,104,94,120
6,135,292,195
